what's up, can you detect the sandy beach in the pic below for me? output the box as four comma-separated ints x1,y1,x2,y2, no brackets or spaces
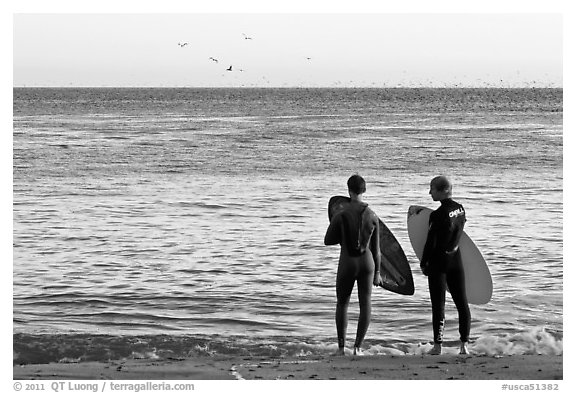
13,354,562,380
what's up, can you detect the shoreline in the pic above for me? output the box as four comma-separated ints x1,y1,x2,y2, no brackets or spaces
14,354,563,380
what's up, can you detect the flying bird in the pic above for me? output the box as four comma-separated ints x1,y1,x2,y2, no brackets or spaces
226,66,233,71
209,57,219,63
178,42,188,47
242,33,253,40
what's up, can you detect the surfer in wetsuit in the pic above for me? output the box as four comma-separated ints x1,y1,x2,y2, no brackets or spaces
421,176,471,355
324,174,383,356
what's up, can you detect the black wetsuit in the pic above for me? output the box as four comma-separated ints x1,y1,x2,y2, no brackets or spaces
421,198,471,344
325,201,380,349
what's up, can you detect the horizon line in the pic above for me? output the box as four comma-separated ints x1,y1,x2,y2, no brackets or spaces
12,85,563,89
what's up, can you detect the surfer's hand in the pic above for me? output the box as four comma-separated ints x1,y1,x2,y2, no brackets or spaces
373,273,383,287
420,263,429,276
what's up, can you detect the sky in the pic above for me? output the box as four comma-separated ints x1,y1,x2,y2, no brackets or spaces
12,12,563,88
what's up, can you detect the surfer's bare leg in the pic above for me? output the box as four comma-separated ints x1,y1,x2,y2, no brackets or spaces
335,298,349,354
353,270,373,353
336,270,355,354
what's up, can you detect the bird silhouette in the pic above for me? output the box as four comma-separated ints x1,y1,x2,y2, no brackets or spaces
226,66,233,71
178,42,188,47
242,33,253,40
209,57,219,63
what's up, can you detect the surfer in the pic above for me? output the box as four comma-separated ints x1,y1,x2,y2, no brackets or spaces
324,175,383,356
420,176,471,355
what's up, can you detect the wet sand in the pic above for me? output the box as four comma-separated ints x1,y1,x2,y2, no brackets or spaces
13,354,563,380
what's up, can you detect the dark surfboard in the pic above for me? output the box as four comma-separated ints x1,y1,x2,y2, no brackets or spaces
328,196,414,296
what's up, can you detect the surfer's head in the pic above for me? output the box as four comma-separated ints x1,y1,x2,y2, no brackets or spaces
429,175,452,201
347,174,366,196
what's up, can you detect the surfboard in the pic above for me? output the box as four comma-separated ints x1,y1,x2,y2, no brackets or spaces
328,196,414,296
407,205,493,305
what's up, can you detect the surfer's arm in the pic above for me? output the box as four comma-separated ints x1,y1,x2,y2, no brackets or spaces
370,216,381,266
421,217,437,274
324,213,342,246
370,217,383,286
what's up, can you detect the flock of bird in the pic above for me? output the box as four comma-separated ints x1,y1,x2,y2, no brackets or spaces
177,33,311,74
175,37,539,88
176,33,254,72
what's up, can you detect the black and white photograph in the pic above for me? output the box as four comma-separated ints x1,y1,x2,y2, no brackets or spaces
8,1,568,388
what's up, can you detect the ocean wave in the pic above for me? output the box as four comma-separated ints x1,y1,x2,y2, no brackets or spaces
13,327,562,365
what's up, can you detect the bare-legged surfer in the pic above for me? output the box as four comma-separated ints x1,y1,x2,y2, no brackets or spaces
324,175,383,355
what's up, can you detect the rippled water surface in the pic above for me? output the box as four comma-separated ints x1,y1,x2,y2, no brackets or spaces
13,88,562,359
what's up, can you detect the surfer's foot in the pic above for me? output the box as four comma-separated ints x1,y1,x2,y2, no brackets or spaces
428,343,442,355
353,346,364,356
332,347,346,356
459,342,469,355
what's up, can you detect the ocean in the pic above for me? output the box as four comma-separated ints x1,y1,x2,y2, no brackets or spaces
12,88,563,363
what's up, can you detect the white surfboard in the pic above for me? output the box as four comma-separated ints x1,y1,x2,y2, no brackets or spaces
407,205,492,305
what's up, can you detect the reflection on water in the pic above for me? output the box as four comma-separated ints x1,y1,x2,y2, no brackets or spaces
13,88,562,347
